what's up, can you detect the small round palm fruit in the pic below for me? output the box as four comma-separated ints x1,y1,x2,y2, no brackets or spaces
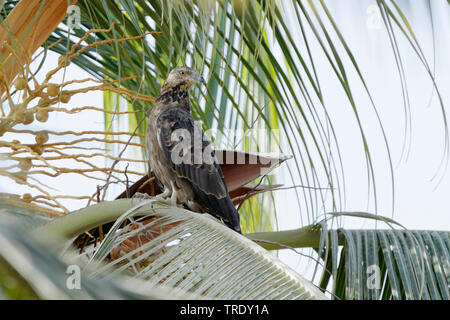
23,111,34,125
35,131,49,145
14,77,26,90
18,158,32,171
37,97,50,108
60,91,71,103
22,193,33,202
30,144,43,155
36,109,49,122
13,172,27,184
47,83,59,97
13,111,25,123
11,140,20,151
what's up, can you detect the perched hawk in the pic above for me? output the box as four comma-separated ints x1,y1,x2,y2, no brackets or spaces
146,66,241,233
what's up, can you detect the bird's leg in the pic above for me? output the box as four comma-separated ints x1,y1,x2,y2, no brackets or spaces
168,182,179,206
131,192,153,205
154,187,172,201
132,190,176,207
186,200,202,212
151,184,178,206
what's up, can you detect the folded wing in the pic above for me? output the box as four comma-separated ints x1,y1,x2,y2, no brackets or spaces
156,107,241,232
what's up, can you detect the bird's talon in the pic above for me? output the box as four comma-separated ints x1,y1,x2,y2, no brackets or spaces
132,192,152,200
153,195,168,202
131,192,154,205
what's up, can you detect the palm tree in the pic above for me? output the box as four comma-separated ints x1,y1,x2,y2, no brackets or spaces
0,0,448,299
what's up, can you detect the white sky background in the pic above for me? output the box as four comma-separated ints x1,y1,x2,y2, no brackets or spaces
1,0,449,281
276,0,450,275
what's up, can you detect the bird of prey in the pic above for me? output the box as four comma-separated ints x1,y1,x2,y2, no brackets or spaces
146,66,241,233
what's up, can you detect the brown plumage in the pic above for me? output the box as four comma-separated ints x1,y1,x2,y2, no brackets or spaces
146,66,241,233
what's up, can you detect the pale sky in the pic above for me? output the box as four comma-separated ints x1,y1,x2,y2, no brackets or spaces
276,0,450,275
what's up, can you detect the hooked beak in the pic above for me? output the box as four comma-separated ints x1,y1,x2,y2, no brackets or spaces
195,72,206,84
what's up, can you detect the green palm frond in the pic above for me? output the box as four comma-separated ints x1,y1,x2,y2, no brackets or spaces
322,229,450,300
248,221,450,300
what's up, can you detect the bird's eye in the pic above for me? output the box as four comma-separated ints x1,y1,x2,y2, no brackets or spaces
179,71,186,76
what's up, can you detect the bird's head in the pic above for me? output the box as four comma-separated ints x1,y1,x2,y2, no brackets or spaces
162,66,205,91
